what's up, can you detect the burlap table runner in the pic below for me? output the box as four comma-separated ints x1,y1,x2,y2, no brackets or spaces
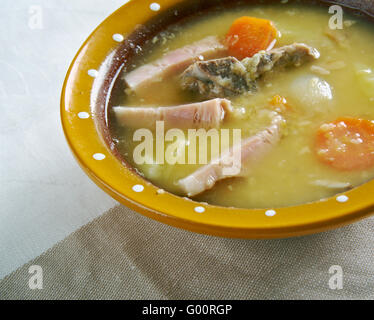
0,205,373,300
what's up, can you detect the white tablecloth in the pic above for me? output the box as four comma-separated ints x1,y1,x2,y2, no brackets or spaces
0,0,124,279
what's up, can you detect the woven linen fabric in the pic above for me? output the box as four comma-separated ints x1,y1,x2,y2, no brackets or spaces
0,205,373,300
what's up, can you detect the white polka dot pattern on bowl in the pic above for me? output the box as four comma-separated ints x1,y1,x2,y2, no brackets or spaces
156,189,165,195
113,33,124,42
265,210,276,217
194,206,205,213
150,2,161,11
93,153,106,161
78,112,90,119
132,185,144,193
88,69,98,78
336,195,349,203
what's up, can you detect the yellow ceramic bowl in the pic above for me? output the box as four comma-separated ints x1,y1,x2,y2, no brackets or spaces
61,0,374,239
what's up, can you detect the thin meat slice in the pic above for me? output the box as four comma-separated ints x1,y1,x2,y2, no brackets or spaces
113,98,232,130
178,114,284,197
124,36,228,94
181,43,320,98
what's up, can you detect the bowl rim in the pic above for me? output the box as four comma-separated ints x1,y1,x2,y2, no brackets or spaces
61,0,374,239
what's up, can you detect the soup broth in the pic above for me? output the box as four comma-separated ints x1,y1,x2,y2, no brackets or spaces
109,2,374,209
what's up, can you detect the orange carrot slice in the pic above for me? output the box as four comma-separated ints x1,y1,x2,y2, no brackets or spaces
315,117,374,171
226,16,277,60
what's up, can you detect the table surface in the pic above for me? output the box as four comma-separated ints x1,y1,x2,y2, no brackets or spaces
0,0,126,279
1,2,374,300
